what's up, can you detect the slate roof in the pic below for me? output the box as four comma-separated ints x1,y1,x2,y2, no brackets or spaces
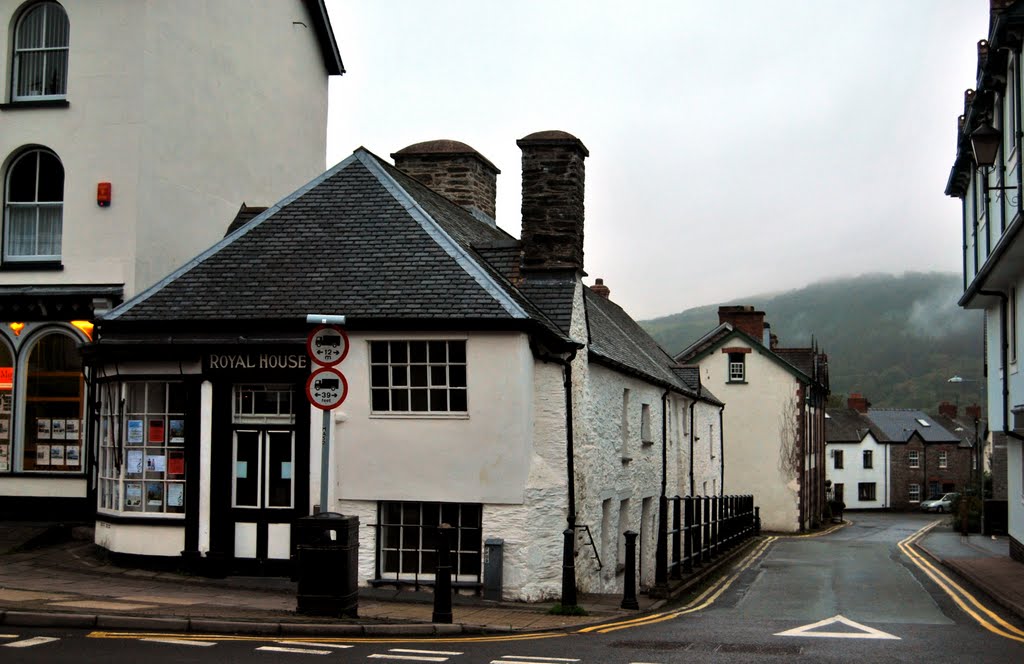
103,150,566,345
929,413,979,449
865,409,960,444
826,409,890,444
671,366,722,405
224,204,268,237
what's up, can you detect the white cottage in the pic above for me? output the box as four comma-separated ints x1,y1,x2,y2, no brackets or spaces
0,0,343,519
84,132,725,601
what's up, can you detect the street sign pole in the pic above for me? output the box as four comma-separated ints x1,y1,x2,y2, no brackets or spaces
305,322,349,514
320,408,330,514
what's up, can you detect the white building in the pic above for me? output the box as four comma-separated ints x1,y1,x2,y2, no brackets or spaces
945,0,1024,562
675,307,829,532
85,132,726,600
825,397,890,510
0,0,343,518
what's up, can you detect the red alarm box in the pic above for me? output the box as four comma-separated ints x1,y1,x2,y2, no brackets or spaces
97,182,111,207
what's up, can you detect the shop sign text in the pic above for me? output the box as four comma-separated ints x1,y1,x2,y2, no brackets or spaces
208,353,308,370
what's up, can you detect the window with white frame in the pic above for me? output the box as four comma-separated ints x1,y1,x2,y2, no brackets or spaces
858,483,876,501
863,450,873,469
98,381,187,515
728,353,745,382
939,450,948,469
909,483,921,503
369,341,466,413
4,148,63,262
377,501,481,583
908,450,920,468
11,2,69,100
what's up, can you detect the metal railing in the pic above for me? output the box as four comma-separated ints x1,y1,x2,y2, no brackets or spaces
656,494,759,585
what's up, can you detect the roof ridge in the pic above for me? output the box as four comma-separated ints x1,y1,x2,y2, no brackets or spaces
355,150,529,320
105,152,363,320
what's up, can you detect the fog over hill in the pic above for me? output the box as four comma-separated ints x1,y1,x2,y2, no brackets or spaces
640,273,984,411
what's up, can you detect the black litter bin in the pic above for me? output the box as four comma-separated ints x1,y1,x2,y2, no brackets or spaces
292,512,359,617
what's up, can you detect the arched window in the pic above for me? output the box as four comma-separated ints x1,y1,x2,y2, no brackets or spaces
22,331,83,471
4,148,63,261
11,2,69,100
0,340,13,472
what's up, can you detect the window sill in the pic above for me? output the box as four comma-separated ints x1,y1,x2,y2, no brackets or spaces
0,261,64,272
0,99,69,111
727,380,747,384
641,439,654,447
369,412,469,420
96,512,186,526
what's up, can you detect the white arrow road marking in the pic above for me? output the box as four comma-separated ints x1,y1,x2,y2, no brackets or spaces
0,635,20,639
141,638,217,647
4,636,59,648
257,645,332,655
774,614,900,640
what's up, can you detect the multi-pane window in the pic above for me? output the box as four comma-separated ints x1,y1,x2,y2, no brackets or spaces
12,2,69,100
858,482,876,501
908,450,920,468
22,332,82,472
98,382,187,515
938,451,949,469
863,450,873,469
370,341,467,413
4,149,63,261
377,501,482,583
909,483,921,502
833,450,844,469
728,353,745,382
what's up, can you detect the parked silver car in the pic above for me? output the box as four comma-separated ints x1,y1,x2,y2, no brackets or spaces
921,492,958,513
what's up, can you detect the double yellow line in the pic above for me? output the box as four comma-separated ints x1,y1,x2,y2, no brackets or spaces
900,520,1024,643
578,536,778,634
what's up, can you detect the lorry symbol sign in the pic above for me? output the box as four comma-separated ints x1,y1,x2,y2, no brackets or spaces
306,367,347,410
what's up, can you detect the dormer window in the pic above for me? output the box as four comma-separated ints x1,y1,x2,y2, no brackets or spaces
11,2,69,101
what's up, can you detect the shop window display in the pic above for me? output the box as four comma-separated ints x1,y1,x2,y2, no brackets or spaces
21,333,83,472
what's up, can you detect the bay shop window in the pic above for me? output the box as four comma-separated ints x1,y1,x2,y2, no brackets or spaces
98,381,187,516
0,325,89,474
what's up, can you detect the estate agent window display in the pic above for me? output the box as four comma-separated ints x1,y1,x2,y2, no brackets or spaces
0,324,89,474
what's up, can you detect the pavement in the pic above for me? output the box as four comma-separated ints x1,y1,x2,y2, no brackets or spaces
5,518,1018,638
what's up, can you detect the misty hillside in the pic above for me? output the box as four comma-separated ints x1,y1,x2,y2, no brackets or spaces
640,273,985,411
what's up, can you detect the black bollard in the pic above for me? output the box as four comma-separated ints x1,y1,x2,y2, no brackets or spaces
561,524,578,608
432,523,453,624
621,530,640,610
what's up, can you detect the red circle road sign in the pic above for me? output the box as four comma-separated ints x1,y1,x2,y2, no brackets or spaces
305,366,348,410
307,325,349,367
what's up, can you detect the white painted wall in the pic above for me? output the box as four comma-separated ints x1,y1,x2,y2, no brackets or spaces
94,520,184,556
694,340,803,532
825,434,888,509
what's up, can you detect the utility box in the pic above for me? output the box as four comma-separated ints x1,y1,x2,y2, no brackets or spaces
293,512,359,617
483,538,503,601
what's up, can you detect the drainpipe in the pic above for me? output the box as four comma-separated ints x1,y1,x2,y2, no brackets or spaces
661,390,669,499
530,340,581,606
655,389,670,590
689,400,696,496
719,406,725,495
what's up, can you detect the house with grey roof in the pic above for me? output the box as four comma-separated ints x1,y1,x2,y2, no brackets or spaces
83,131,724,602
825,394,891,510
675,306,829,532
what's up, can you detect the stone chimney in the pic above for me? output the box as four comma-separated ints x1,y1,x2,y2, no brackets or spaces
939,401,958,419
590,278,610,299
718,306,766,341
391,140,500,223
847,393,869,413
966,403,982,421
517,130,589,274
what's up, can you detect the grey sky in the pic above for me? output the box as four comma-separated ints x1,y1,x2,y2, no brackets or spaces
325,1,986,321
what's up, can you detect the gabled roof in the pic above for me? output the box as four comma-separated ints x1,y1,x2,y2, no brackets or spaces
671,366,722,405
101,149,567,345
674,324,820,386
301,0,345,76
865,409,960,444
929,413,980,449
826,408,890,444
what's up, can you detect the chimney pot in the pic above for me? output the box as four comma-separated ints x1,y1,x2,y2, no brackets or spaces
939,401,958,419
392,140,500,223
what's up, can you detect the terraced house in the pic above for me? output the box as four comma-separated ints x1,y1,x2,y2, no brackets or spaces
0,0,343,520
84,132,726,601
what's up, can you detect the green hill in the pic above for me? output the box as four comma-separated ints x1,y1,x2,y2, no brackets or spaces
640,272,985,411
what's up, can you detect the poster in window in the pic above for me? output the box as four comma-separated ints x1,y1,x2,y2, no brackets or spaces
49,444,65,466
146,482,163,507
0,443,9,471
36,418,51,440
148,419,165,444
125,482,142,507
169,419,185,443
66,445,80,465
167,483,184,507
146,454,166,473
168,451,185,475
0,393,10,414
127,420,144,445
126,449,143,474
0,417,8,440
36,444,49,465
65,419,80,441
51,419,66,440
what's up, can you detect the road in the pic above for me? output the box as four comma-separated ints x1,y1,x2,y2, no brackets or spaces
4,513,1024,662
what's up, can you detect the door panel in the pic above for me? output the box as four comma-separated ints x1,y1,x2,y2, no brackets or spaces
233,430,261,508
235,522,258,558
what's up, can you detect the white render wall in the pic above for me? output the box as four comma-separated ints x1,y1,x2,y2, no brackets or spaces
0,0,330,296
825,434,888,509
696,341,803,532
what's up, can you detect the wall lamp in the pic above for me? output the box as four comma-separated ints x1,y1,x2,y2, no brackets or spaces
970,123,1001,168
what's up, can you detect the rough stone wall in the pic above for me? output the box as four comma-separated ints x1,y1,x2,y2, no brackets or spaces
393,154,498,220
888,442,922,510
690,401,723,497
336,499,379,585
519,141,587,271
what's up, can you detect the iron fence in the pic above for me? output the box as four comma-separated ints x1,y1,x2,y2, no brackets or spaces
656,494,759,585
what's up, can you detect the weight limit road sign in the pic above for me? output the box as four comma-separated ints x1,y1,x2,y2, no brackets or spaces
306,366,348,410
